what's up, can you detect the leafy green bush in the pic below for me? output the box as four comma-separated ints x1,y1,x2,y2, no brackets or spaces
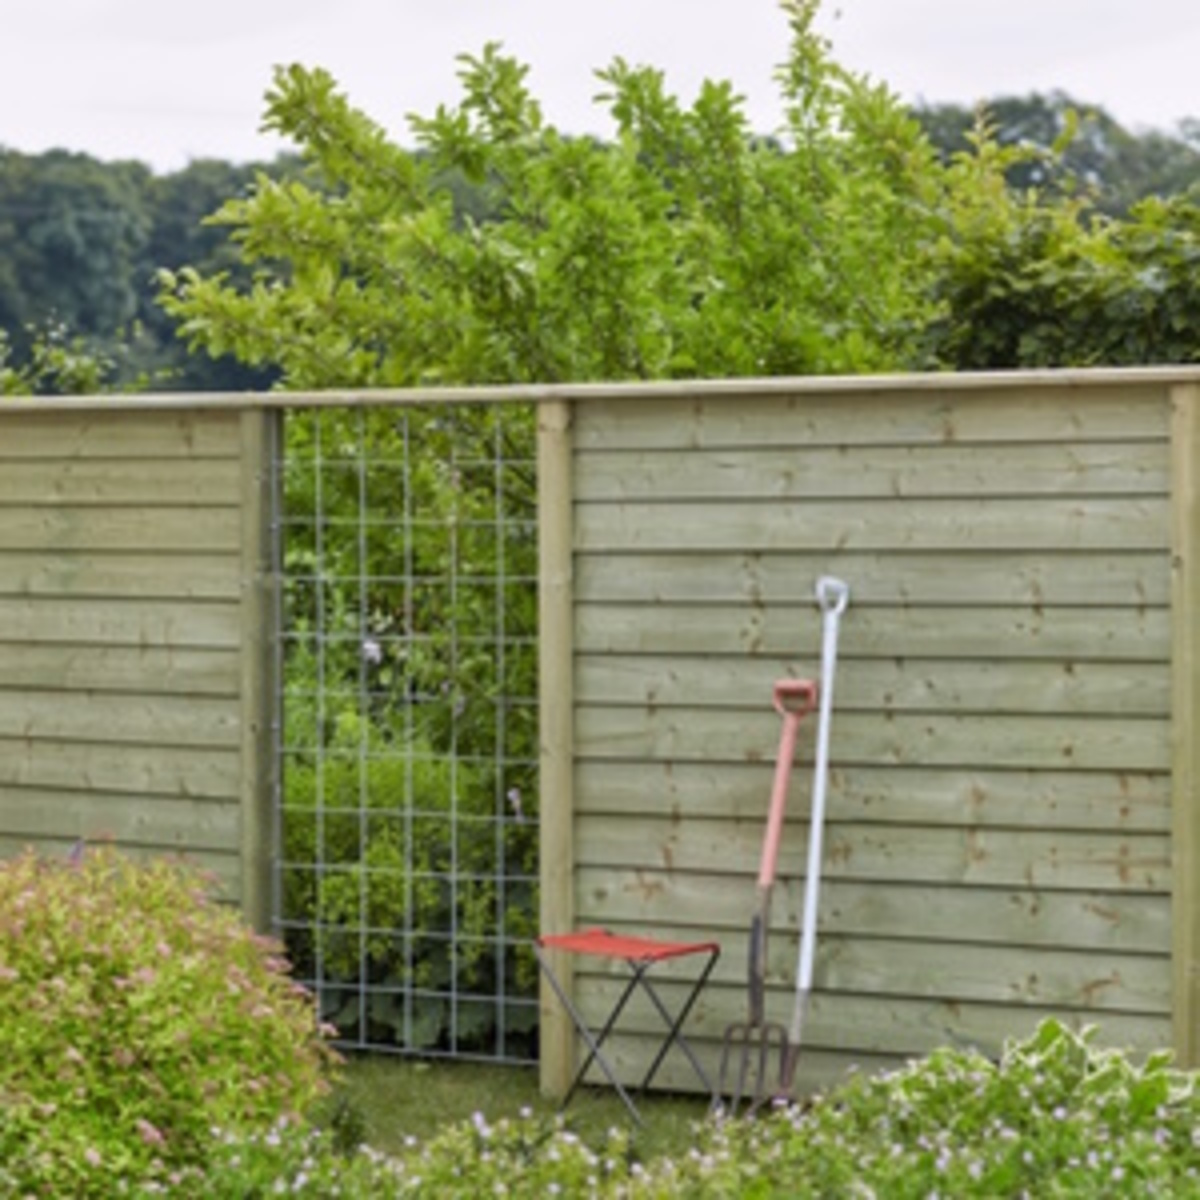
0,846,339,1196
169,1116,406,1197
281,731,539,1053
369,1020,1200,1197
8,1017,1192,1195
672,1019,1200,1197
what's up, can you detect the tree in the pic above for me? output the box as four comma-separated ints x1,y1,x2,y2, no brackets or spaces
159,1,943,387
136,157,308,390
0,150,152,359
919,115,1200,369
915,92,1200,215
0,148,304,391
0,323,118,396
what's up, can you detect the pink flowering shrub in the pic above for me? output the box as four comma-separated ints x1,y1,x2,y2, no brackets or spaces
0,846,340,1195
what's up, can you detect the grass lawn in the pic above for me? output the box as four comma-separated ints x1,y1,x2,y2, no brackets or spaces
337,1054,711,1164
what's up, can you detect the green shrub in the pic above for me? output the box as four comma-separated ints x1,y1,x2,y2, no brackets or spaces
0,846,339,1196
280,716,539,1053
357,1020,1200,1197
10,1016,1191,1195
667,1019,1200,1198
170,1116,406,1197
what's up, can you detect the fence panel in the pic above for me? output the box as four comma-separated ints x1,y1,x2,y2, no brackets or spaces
567,378,1178,1095
0,406,254,896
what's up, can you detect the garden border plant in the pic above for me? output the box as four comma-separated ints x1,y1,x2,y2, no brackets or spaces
0,845,341,1197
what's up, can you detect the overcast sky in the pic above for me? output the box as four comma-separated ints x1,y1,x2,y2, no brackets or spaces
3,1,1199,171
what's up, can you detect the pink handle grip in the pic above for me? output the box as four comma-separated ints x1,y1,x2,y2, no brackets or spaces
773,678,818,719
758,679,818,888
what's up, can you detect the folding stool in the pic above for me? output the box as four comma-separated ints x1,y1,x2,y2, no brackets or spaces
534,927,720,1123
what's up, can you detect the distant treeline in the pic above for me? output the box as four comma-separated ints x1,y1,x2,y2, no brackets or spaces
1,90,1197,392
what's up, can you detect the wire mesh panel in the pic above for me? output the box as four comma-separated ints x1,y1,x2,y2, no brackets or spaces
272,402,540,1062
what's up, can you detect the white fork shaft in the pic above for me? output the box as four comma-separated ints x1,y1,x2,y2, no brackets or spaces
790,576,848,1041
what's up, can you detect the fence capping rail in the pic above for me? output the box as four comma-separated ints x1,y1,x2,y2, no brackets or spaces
4,365,1200,415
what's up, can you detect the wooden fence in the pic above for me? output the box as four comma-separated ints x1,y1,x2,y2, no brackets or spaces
3,367,1200,1101
0,404,275,929
537,369,1200,1097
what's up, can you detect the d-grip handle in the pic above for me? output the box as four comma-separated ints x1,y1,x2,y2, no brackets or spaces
772,677,818,719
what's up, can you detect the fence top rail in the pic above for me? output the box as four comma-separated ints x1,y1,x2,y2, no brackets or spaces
4,365,1200,414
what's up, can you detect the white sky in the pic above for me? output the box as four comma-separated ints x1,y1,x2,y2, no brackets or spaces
2,0,1199,171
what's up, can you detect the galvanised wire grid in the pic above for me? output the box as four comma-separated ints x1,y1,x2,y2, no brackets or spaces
271,403,540,1062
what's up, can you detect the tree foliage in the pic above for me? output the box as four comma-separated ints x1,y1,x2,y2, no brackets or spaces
160,2,946,386
0,150,150,353
916,90,1200,216
0,149,299,391
158,4,1200,381
923,115,1200,369
0,324,115,396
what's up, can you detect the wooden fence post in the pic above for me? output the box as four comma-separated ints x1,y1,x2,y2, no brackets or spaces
538,398,576,1098
239,407,278,933
1171,383,1200,1065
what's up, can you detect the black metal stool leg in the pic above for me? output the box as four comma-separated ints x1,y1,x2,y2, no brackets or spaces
634,947,719,1097
535,943,644,1123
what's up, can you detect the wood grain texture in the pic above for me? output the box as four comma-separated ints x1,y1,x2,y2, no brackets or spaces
0,551,241,600
567,380,1176,1096
0,408,251,911
576,981,1170,1062
0,644,239,696
577,655,1171,716
0,597,240,647
0,459,241,505
0,688,240,746
576,550,1169,606
576,871,1170,952
574,386,1169,450
0,787,239,852
576,603,1169,660
1170,383,1200,1064
575,497,1170,554
0,507,240,553
0,410,241,458
575,814,1170,892
537,398,577,1097
575,761,1171,832
575,441,1168,501
238,409,277,931
575,706,1170,773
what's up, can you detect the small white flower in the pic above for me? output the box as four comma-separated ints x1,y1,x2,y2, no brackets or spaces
362,638,383,664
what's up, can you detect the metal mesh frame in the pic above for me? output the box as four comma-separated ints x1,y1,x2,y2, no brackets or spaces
270,402,540,1062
